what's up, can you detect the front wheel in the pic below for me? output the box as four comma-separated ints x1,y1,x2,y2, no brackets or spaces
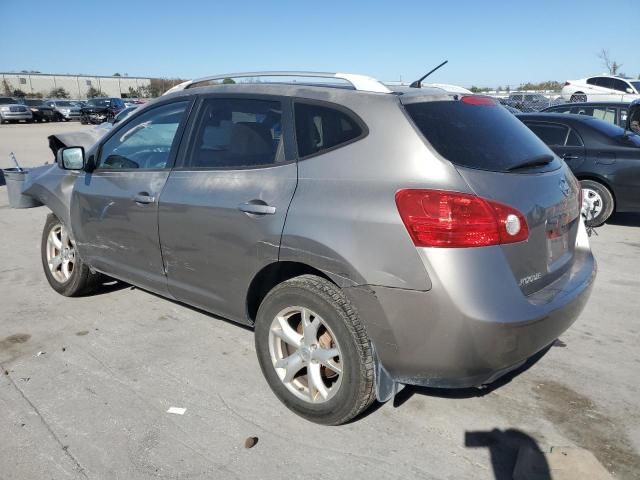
41,214,102,296
581,180,614,227
254,274,375,425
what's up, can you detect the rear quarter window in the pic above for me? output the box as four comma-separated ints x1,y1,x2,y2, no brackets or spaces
294,103,364,158
404,99,555,172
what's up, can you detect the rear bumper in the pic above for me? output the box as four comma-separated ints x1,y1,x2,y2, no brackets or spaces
345,231,596,389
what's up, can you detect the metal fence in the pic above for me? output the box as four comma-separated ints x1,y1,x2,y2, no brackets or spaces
489,90,637,114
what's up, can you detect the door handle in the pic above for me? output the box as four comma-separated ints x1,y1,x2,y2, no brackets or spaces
133,193,156,204
562,154,579,160
238,202,276,215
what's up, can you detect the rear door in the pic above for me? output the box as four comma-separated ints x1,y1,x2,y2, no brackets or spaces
158,95,297,322
71,99,191,294
524,121,586,169
404,98,581,295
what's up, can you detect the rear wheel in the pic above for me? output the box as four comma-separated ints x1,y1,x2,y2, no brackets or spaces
570,93,587,103
254,274,375,425
580,179,614,227
41,214,102,296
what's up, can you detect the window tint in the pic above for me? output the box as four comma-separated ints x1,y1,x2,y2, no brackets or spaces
586,78,598,86
98,101,188,170
610,78,630,92
185,98,282,169
295,103,363,158
566,130,583,147
405,100,556,172
525,123,569,146
596,77,614,90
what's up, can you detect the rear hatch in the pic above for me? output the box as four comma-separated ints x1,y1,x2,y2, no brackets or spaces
403,96,581,295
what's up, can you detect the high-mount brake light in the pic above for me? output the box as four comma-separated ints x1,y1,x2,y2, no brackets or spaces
395,189,529,248
460,96,497,106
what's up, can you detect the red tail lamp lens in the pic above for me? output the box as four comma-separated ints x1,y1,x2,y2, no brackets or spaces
395,189,529,248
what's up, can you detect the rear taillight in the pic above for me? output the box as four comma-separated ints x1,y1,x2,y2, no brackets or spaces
564,81,571,86
395,189,529,248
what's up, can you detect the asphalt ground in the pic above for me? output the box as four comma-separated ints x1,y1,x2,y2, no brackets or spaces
0,122,639,479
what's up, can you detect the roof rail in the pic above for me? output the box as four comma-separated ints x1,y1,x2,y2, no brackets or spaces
180,71,392,94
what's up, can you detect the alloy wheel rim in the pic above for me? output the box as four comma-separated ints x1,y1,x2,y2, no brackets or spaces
581,187,603,220
268,306,343,404
46,223,75,283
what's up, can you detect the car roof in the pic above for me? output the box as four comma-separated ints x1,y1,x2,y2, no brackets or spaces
163,82,452,106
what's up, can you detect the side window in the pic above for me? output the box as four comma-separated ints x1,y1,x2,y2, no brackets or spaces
566,129,583,147
596,77,614,90
592,107,617,124
184,97,282,169
526,123,569,146
98,101,188,170
586,77,598,86
550,106,571,113
295,103,364,158
611,79,630,92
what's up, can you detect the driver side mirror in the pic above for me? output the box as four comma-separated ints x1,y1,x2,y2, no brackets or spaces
626,88,634,94
57,146,85,170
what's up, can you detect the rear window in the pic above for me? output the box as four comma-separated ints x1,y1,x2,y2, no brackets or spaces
404,99,555,172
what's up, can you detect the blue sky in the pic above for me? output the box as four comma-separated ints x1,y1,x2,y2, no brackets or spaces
1,0,638,88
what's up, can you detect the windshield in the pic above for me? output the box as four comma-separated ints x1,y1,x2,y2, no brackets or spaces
0,97,16,105
25,99,43,106
87,99,111,107
404,98,559,172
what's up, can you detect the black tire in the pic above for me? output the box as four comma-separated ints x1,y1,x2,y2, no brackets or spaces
40,214,102,296
580,179,614,227
570,93,587,103
254,274,375,425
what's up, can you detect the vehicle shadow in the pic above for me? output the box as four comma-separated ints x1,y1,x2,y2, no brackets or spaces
606,212,640,227
91,279,131,296
465,428,550,480
392,343,553,406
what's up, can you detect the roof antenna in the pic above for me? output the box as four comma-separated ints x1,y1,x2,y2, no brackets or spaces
409,60,449,88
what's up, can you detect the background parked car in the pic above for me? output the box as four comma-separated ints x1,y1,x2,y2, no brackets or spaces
80,97,126,124
23,99,61,122
518,112,640,226
542,102,629,128
46,99,82,121
500,92,553,112
0,96,33,124
561,75,640,103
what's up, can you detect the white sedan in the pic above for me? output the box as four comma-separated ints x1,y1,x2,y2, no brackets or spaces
561,75,640,103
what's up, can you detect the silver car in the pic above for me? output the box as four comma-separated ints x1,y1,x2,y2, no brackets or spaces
20,71,596,425
0,96,33,123
46,99,82,121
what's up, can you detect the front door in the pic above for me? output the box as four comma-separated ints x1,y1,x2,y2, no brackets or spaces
158,95,297,322
71,100,191,294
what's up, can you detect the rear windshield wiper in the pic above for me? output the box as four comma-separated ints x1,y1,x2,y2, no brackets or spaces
507,154,555,172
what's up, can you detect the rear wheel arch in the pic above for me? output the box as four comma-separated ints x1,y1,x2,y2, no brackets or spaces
246,261,336,323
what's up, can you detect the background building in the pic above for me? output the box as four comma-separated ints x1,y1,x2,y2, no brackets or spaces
1,72,153,98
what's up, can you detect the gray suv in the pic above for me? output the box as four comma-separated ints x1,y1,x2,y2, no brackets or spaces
22,72,596,425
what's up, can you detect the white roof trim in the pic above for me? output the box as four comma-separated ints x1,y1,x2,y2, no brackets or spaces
163,71,391,95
